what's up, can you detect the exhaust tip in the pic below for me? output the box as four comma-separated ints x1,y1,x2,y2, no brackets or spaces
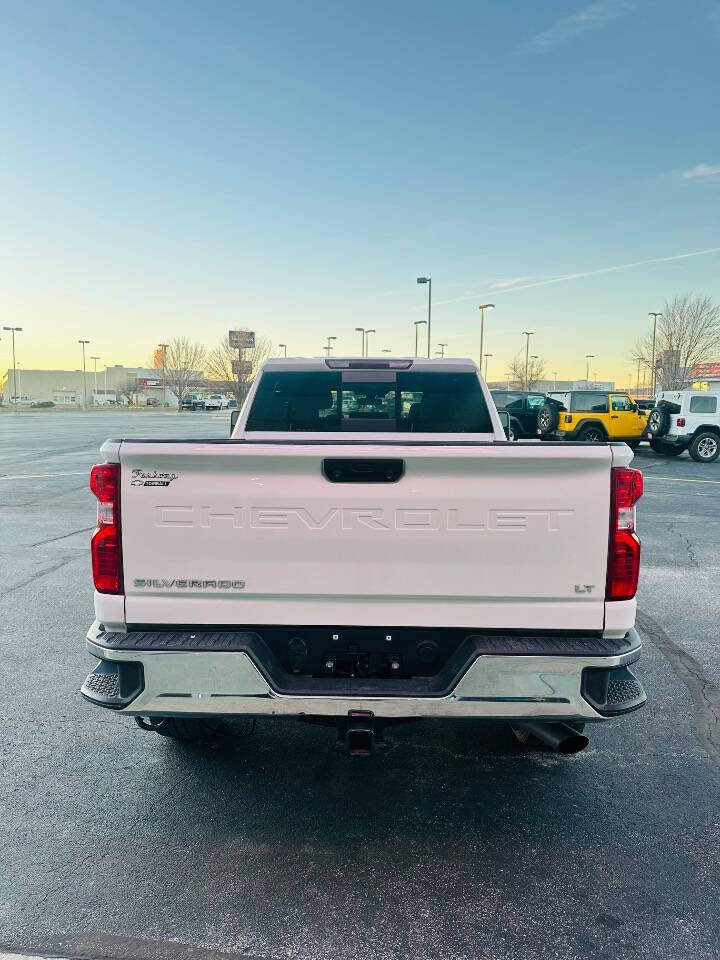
558,733,589,754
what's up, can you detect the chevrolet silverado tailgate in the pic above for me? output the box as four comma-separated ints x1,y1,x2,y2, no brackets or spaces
116,441,617,631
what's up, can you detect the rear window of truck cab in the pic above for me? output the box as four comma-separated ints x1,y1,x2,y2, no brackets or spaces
245,370,493,432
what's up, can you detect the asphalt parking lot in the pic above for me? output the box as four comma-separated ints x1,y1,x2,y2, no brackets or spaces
1,411,718,960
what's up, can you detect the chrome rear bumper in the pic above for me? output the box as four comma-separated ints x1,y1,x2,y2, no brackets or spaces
84,621,644,721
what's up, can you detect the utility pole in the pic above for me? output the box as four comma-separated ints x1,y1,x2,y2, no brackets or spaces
478,304,495,371
585,354,594,387
417,277,432,358
78,340,89,408
413,320,426,357
91,356,100,402
522,331,534,390
649,312,662,398
355,327,365,356
158,343,169,406
3,326,22,411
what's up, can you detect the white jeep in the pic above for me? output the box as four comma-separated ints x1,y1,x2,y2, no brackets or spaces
646,390,720,462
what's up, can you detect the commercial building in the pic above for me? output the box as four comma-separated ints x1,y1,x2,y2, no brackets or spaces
0,365,187,406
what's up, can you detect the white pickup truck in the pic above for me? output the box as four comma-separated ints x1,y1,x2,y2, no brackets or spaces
83,357,645,756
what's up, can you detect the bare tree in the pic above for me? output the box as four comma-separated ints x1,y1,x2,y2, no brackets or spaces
630,295,720,391
117,377,137,406
205,331,274,405
164,337,206,407
507,352,546,391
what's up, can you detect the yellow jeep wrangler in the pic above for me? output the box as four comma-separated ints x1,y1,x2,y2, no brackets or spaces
536,390,649,446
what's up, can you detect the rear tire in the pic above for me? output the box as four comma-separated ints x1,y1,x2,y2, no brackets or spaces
689,431,720,463
577,425,606,443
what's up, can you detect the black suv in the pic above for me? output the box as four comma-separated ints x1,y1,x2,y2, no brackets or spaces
490,390,547,439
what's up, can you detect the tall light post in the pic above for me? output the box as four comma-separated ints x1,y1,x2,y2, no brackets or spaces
158,342,169,406
324,335,337,356
585,354,594,387
413,320,427,357
635,358,641,397
553,370,558,391
355,327,365,356
436,342,448,358
530,355,539,388
278,343,287,357
78,340,90,408
417,277,432,358
649,312,662,397
521,331,534,389
478,304,495,371
483,353,493,380
3,326,22,410
91,355,100,402
365,328,376,356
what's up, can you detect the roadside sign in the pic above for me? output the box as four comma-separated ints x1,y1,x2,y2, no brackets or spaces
229,330,255,349
232,359,253,376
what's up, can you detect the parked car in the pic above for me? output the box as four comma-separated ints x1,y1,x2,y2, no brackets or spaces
181,394,205,411
537,390,649,446
145,397,160,406
83,358,645,758
646,390,720,462
204,393,230,410
490,390,546,439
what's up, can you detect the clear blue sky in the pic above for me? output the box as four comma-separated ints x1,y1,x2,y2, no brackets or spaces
2,0,720,383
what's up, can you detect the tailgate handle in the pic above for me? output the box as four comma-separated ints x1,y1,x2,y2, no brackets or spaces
322,458,404,483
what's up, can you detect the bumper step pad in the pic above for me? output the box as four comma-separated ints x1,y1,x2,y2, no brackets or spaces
81,659,144,710
581,664,646,716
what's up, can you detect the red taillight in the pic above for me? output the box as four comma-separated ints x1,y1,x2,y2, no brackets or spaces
676,417,685,427
606,467,642,601
90,463,123,594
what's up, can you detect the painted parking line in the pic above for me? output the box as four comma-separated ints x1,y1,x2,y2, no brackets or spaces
0,471,88,481
644,475,720,485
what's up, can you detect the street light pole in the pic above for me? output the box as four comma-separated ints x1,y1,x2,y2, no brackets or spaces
521,331,534,389
355,327,365,357
413,320,426,357
649,312,662,397
91,356,100,402
437,342,448,358
3,326,22,410
417,277,432,358
478,304,495,371
483,353,493,380
158,343,169,406
553,371,558,391
365,329,376,356
585,354,594,387
324,335,337,356
278,343,287,357
78,340,89,408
